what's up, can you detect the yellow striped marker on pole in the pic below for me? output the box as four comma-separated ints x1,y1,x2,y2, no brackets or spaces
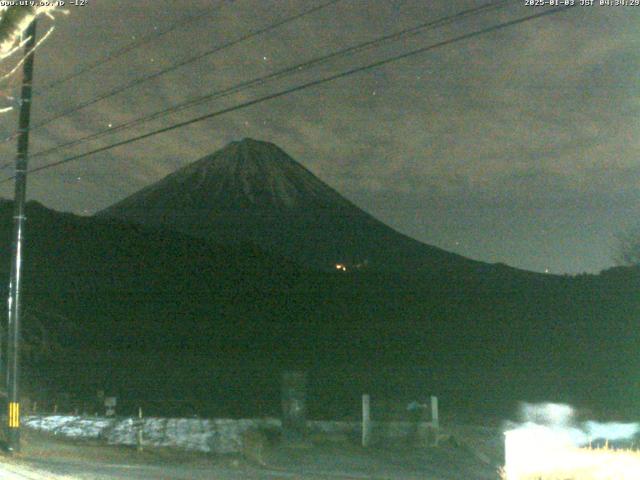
8,402,20,428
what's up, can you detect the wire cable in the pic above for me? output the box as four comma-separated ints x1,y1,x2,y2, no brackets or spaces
27,0,510,162
2,0,341,145
0,5,576,183
36,0,234,94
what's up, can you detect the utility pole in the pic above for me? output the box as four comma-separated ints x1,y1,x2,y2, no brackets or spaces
6,18,37,453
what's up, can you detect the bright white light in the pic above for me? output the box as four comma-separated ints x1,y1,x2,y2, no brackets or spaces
504,426,573,477
522,402,573,425
503,403,640,479
585,421,639,442
504,433,640,479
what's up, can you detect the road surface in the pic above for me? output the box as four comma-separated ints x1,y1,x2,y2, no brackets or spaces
0,425,502,479
0,457,432,480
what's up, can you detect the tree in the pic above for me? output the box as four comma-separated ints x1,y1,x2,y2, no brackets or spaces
614,228,640,267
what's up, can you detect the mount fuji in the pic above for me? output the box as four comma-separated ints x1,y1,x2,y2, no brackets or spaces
98,138,488,274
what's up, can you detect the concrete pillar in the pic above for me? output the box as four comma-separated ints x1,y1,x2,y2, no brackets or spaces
362,394,371,447
281,371,307,444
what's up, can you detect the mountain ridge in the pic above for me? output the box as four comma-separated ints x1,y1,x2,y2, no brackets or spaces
97,138,493,274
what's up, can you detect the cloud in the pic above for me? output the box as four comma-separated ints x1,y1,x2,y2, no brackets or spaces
0,0,636,272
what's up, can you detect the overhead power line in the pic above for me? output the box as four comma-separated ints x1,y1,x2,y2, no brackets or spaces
0,5,575,184
37,0,234,94
1,0,341,146
27,0,510,163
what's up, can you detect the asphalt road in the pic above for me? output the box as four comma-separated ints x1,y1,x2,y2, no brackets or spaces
1,424,502,479
0,461,72,479
0,458,406,480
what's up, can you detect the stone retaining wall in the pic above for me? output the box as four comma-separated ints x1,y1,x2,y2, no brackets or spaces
23,415,435,453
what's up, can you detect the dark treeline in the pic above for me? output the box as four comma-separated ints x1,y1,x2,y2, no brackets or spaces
1,201,638,422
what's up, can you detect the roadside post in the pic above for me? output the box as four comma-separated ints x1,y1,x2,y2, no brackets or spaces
362,394,371,447
281,371,307,445
137,407,144,452
431,395,439,429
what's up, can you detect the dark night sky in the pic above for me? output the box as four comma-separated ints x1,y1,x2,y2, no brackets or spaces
0,0,637,274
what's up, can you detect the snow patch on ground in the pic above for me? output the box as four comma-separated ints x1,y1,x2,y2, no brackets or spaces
24,415,282,453
24,416,115,439
24,415,443,455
